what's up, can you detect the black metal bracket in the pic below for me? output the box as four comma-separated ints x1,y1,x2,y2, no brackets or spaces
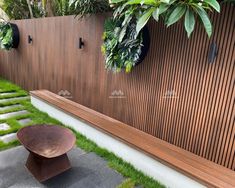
28,35,33,44
79,37,84,49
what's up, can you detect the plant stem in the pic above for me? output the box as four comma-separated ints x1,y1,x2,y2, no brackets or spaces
26,0,34,18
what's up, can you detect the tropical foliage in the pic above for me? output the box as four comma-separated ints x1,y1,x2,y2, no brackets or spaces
0,22,13,50
102,0,221,73
102,4,144,73
1,0,45,19
69,0,111,18
110,0,220,38
51,0,75,16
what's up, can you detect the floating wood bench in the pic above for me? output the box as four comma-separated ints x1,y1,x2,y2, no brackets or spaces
31,90,235,188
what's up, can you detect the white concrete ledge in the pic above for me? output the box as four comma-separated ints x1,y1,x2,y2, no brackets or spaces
31,95,205,188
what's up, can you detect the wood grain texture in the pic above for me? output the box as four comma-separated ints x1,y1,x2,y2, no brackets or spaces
0,4,234,170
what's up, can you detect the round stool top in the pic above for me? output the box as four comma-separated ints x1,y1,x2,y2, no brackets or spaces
17,125,76,158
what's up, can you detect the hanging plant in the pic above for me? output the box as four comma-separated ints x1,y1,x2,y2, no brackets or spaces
0,22,20,50
102,0,221,73
102,4,150,73
0,22,16,50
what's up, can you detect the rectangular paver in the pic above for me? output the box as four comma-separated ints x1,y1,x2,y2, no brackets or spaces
18,118,32,126
0,110,29,120
0,123,10,131
0,96,29,103
0,133,17,143
0,104,23,111
0,92,18,96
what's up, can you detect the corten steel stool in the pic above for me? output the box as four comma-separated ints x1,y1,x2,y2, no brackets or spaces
17,125,76,182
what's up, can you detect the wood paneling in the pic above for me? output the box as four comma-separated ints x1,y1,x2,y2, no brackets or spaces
0,5,234,170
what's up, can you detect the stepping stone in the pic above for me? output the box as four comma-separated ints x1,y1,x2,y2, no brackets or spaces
0,92,17,96
18,118,32,126
0,123,10,131
0,133,17,143
0,96,29,103
0,110,29,120
0,104,23,111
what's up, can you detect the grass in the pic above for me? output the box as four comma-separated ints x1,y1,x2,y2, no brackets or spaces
0,77,165,188
117,179,135,188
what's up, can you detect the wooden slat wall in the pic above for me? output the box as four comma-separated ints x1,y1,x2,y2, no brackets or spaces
0,4,234,170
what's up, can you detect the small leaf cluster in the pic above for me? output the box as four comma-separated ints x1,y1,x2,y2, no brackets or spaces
102,5,144,73
69,0,111,18
0,22,13,50
51,0,76,16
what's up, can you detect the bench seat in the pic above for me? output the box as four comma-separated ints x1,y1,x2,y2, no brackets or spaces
30,90,235,188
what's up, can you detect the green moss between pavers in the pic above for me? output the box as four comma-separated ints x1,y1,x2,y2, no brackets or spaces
0,78,165,188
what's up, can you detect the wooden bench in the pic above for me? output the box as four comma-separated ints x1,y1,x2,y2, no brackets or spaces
31,90,235,188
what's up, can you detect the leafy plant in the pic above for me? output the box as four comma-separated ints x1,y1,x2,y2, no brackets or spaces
102,4,145,73
111,0,220,38
1,0,45,20
0,22,13,50
69,0,111,18
51,0,75,16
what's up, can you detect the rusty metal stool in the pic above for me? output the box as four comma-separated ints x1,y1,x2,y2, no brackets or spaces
17,125,76,182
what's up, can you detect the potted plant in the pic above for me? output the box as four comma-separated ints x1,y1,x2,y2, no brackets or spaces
102,4,150,73
0,22,20,50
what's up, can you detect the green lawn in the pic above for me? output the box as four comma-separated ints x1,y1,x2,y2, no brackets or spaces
0,77,165,188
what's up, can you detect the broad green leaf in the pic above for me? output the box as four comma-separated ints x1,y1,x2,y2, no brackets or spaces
195,6,212,37
140,0,157,5
119,25,127,42
136,8,155,35
69,0,75,6
160,0,170,3
126,0,142,4
110,0,126,3
168,0,177,5
158,3,169,14
204,0,220,12
152,8,159,21
127,0,156,5
184,8,195,37
167,5,186,27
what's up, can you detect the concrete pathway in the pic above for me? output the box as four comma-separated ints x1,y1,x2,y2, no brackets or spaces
0,93,31,143
0,146,124,188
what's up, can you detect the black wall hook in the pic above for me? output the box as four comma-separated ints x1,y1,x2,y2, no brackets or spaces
28,35,33,44
79,37,84,49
